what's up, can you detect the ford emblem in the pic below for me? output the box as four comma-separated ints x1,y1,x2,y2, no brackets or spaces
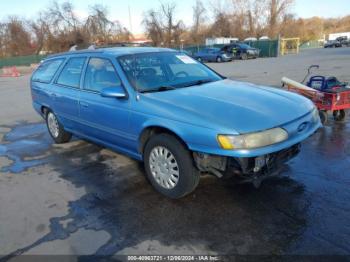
298,122,308,132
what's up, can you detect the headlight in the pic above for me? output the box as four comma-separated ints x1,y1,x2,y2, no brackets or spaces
217,128,288,150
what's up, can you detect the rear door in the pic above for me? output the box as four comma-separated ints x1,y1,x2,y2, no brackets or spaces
31,58,65,113
78,57,131,149
52,56,87,130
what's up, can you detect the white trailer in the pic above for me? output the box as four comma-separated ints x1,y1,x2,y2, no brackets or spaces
205,37,239,46
328,32,350,41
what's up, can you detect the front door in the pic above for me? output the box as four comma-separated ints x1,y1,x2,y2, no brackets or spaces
78,57,132,150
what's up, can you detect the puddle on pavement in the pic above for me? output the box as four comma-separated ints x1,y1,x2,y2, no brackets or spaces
0,122,50,173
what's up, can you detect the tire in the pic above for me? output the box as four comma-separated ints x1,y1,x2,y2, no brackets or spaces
333,109,346,121
143,133,200,199
216,56,222,63
241,53,248,60
319,110,328,125
46,110,72,144
197,57,202,62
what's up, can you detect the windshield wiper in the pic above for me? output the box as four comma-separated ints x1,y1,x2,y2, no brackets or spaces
139,86,176,93
181,79,215,87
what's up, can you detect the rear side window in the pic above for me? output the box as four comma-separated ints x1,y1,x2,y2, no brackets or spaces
32,59,64,83
56,57,86,88
84,58,122,93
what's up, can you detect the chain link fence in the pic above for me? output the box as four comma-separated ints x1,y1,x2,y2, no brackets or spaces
0,55,47,68
1,40,281,69
179,40,279,58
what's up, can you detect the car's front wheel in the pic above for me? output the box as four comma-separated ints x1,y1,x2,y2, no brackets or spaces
46,110,72,144
144,134,200,199
241,53,248,60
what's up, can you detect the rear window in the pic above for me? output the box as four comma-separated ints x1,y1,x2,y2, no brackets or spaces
32,59,64,83
56,57,86,88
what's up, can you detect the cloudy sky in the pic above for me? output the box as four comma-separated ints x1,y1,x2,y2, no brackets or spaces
1,0,349,34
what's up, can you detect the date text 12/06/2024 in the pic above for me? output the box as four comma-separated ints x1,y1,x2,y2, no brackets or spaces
127,255,220,261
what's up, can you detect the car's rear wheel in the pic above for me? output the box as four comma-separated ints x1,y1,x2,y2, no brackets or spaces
46,111,72,144
144,134,200,199
333,109,346,121
197,57,202,62
216,56,222,63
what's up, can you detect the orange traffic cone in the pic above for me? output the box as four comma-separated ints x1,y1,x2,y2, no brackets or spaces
11,66,20,77
0,66,21,77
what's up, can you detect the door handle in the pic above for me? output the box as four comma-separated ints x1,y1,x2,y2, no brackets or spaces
79,101,89,108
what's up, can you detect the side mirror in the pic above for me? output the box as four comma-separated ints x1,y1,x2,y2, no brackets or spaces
101,86,127,99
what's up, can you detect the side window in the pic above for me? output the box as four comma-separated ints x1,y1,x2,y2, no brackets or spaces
32,59,64,83
84,58,122,93
56,57,86,88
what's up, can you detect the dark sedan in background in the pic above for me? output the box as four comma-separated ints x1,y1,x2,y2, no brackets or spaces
193,48,233,63
324,40,342,48
221,43,260,60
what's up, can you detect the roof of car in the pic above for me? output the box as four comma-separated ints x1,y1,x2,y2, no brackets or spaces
48,47,176,59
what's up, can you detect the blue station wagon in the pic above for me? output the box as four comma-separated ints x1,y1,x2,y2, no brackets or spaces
31,47,321,198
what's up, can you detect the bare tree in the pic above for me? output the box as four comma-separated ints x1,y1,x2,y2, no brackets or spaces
143,2,184,47
29,13,50,55
0,23,8,57
191,0,207,44
267,0,294,38
42,1,87,51
85,5,114,43
209,9,232,38
47,1,80,33
3,16,33,56
110,21,133,43
143,9,164,46
161,2,177,47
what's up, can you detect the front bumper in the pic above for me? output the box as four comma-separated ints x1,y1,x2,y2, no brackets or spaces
194,143,301,185
226,143,300,180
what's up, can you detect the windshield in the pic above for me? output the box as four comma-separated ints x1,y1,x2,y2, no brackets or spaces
117,52,222,92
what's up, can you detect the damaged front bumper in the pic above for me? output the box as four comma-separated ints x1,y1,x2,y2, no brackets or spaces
193,143,301,186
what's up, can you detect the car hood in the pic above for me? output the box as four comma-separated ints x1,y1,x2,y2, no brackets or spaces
140,79,314,134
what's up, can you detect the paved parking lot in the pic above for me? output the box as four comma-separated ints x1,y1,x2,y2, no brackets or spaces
0,48,349,259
